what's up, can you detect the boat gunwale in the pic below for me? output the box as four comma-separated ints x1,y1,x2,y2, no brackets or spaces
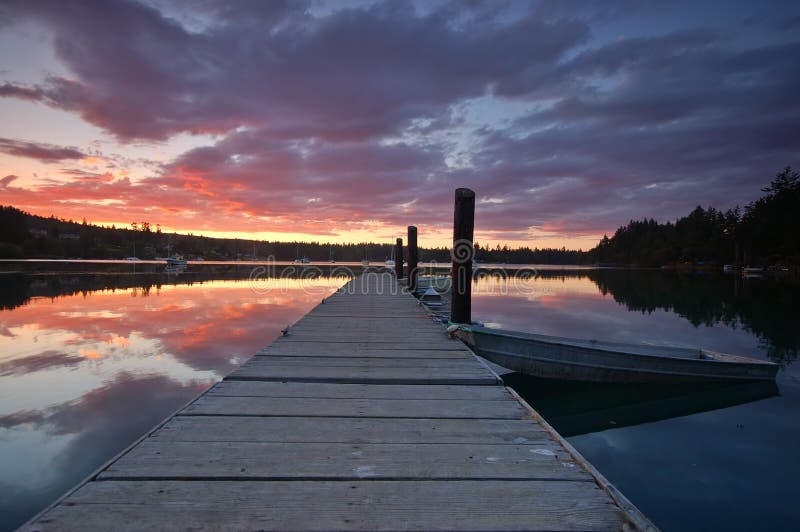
461,325,777,368
473,345,778,382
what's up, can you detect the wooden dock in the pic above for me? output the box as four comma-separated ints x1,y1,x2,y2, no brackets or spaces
24,273,652,531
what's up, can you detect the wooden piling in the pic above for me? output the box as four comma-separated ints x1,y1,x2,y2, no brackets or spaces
394,238,404,279
407,226,418,292
450,188,475,324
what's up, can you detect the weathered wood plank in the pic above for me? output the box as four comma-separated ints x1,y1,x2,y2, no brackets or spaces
181,395,529,419
256,349,472,359
239,356,482,368
263,341,468,352
206,381,511,400
152,416,550,444
227,364,498,385
98,441,586,480
26,480,623,531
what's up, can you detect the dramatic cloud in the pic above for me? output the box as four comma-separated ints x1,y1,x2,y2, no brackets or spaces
0,137,85,162
0,0,798,245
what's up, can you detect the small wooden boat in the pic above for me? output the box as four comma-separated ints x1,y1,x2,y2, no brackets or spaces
451,324,779,383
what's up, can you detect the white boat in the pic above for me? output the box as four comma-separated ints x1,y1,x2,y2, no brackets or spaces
124,257,140,261
419,286,444,307
414,276,451,296
451,324,779,383
166,255,187,267
361,259,370,266
385,259,395,267
293,257,311,264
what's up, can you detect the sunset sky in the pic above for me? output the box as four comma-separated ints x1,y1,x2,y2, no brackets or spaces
0,0,798,249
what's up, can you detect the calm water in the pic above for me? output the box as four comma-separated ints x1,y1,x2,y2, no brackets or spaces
472,270,800,531
1,264,798,530
0,265,345,530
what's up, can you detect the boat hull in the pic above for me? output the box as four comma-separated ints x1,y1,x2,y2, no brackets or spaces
456,327,779,383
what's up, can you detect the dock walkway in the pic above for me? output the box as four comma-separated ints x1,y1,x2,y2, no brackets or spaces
24,273,650,531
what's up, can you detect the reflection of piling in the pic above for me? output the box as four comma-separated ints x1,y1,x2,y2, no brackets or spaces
451,188,475,324
408,226,418,292
394,238,404,279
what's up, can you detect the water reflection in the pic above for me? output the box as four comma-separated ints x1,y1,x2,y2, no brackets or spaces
504,373,780,437
471,270,800,531
472,269,800,365
0,269,346,530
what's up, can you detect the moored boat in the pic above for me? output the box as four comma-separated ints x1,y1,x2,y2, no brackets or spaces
419,286,444,307
166,255,187,267
451,324,779,383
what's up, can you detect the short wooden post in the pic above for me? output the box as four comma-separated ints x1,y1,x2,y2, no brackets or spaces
450,188,475,324
407,226,418,292
394,238,404,279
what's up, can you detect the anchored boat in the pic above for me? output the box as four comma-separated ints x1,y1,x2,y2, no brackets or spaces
451,324,779,383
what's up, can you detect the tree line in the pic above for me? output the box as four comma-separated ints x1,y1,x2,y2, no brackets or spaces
584,167,800,267
0,207,581,263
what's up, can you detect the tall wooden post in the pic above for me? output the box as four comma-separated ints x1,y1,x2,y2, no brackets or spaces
407,226,418,292
450,188,475,324
394,238,403,279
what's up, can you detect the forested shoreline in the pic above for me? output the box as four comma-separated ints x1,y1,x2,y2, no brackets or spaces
2,167,797,267
585,167,799,267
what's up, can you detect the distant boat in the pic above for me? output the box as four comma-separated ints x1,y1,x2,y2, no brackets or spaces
385,258,395,267
361,259,370,266
415,275,451,294
124,257,140,261
451,324,779,383
742,267,764,278
166,255,187,267
293,257,311,264
419,286,444,307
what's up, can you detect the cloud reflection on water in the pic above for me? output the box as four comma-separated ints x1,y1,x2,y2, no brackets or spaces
0,276,342,530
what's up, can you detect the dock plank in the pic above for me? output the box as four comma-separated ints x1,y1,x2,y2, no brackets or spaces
34,480,623,531
227,364,499,385
151,416,550,444
98,441,585,480
206,381,510,400
181,395,529,418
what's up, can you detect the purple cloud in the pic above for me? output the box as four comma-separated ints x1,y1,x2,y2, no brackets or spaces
0,0,798,241
0,137,85,162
